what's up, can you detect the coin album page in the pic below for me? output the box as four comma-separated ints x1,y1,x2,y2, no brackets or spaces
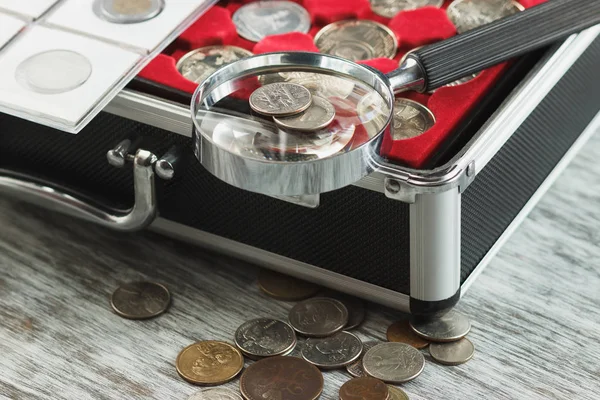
0,0,217,133
0,13,25,48
0,0,59,20
45,0,213,53
0,26,140,126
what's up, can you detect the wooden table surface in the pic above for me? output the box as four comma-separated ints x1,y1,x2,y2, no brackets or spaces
1,130,599,400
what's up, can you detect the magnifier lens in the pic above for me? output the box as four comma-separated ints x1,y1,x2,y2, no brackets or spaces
194,67,391,163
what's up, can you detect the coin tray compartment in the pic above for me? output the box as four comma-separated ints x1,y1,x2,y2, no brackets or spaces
0,0,59,20
0,13,25,49
137,0,547,168
44,0,216,53
0,25,140,126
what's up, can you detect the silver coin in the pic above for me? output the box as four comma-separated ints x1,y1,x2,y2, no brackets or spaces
387,385,410,400
391,99,435,140
273,96,336,132
250,82,312,116
176,46,253,84
301,331,363,369
15,50,92,95
322,291,366,330
429,338,475,365
234,318,297,358
233,1,311,42
445,72,481,87
288,297,349,337
346,341,379,377
265,71,356,100
93,0,165,24
110,282,171,319
314,20,398,61
363,342,425,384
447,0,524,34
370,0,444,18
187,388,243,400
409,310,471,342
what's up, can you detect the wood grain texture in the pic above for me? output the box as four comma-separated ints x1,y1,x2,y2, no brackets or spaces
0,130,599,400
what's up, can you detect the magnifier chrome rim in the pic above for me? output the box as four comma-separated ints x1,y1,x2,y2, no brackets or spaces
190,52,394,195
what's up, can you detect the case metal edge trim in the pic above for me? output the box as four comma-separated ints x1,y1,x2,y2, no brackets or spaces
103,27,600,195
149,217,411,312
460,110,600,295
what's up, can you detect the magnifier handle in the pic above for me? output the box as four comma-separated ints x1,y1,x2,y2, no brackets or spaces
406,0,600,92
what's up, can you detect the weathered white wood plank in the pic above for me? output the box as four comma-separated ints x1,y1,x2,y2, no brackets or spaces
0,130,599,400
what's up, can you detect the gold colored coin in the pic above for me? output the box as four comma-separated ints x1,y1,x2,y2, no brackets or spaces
176,341,244,385
387,385,410,400
386,320,430,349
258,269,320,301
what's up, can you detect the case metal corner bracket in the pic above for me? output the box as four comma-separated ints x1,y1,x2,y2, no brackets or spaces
383,161,476,203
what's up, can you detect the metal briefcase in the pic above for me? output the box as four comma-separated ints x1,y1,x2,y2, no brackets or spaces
1,3,599,317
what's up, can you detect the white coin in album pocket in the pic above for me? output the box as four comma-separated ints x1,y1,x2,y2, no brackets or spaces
15,50,92,94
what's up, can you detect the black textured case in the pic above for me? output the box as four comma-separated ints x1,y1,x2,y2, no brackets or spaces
1,37,599,297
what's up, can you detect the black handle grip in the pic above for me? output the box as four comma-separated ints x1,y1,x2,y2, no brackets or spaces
413,0,600,91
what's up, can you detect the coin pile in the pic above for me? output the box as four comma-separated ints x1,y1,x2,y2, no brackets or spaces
110,275,474,400
249,82,337,132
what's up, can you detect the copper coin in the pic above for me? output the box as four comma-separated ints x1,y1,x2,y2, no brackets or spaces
258,269,320,301
387,385,410,400
386,320,429,349
339,377,389,400
239,356,323,400
176,341,244,385
110,281,170,319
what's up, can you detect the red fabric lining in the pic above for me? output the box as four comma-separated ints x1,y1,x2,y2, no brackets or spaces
138,0,537,168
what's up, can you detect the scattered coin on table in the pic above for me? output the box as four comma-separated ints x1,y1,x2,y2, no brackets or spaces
176,341,244,385
239,356,324,400
387,385,410,400
314,20,398,61
233,0,311,42
346,340,379,377
250,82,313,117
429,337,475,365
187,388,243,400
258,269,321,301
447,0,524,33
409,310,471,342
391,98,436,141
234,318,297,359
176,46,253,84
289,297,349,337
363,342,425,383
110,281,170,319
273,96,336,132
339,377,389,400
387,320,430,349
370,0,444,18
301,331,363,369
322,291,367,330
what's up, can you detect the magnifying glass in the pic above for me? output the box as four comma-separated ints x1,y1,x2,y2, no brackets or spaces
192,0,599,196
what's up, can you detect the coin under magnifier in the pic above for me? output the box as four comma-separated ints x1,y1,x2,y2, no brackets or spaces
250,82,312,116
391,98,435,141
370,0,444,18
447,0,524,33
93,0,165,24
15,50,92,95
233,1,311,42
273,96,336,132
315,20,398,61
177,46,253,84
262,71,356,100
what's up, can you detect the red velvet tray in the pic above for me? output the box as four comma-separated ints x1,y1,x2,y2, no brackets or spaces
138,0,546,168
